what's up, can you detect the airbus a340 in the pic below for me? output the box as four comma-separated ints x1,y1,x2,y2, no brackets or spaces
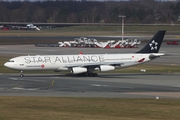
4,30,166,77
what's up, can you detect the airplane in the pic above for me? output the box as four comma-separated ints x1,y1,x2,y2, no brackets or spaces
26,24,40,31
4,30,166,77
11,24,40,31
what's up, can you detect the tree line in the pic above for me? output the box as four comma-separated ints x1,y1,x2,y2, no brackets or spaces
0,0,180,23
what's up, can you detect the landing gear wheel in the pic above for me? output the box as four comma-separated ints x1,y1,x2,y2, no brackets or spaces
93,73,98,77
77,73,87,77
20,74,24,77
87,73,93,77
87,73,98,77
19,71,24,77
76,72,98,77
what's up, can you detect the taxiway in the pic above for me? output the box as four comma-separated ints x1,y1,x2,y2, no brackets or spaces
0,39,180,98
0,73,180,99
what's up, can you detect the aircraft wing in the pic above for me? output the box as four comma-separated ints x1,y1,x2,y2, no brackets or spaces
62,62,124,68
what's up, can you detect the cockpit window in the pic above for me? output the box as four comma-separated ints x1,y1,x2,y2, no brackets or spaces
8,60,14,62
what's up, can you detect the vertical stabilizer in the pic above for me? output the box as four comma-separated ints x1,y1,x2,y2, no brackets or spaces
136,30,166,53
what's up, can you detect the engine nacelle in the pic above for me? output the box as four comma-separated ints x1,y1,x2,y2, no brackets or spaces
99,65,115,71
71,67,87,74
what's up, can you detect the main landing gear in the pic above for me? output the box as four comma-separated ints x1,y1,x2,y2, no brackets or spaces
87,73,98,77
77,72,98,77
19,71,24,77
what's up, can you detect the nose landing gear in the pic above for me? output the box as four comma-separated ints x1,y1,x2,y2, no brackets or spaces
19,71,24,77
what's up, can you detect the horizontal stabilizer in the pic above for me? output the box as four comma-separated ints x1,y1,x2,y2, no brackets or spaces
149,53,164,59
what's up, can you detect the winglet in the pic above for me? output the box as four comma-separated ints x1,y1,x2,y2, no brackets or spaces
136,30,166,53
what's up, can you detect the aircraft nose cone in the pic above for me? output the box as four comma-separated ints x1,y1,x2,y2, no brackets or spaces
4,63,7,67
4,62,7,67
4,62,10,68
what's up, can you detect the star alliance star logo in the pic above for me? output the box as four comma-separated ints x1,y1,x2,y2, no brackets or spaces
149,40,158,50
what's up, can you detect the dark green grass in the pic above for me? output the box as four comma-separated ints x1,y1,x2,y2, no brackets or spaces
43,25,180,32
0,25,180,37
0,97,180,120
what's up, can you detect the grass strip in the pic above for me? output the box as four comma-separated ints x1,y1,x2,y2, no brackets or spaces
0,25,180,37
0,97,180,120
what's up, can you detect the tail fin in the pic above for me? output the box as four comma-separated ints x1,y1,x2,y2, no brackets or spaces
136,30,166,53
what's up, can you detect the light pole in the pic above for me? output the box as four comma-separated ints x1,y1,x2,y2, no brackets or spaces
119,15,126,40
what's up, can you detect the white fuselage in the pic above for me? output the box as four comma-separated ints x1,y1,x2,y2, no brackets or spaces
4,53,152,72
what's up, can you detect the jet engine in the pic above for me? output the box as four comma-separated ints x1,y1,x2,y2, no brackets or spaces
99,65,115,71
71,67,87,74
